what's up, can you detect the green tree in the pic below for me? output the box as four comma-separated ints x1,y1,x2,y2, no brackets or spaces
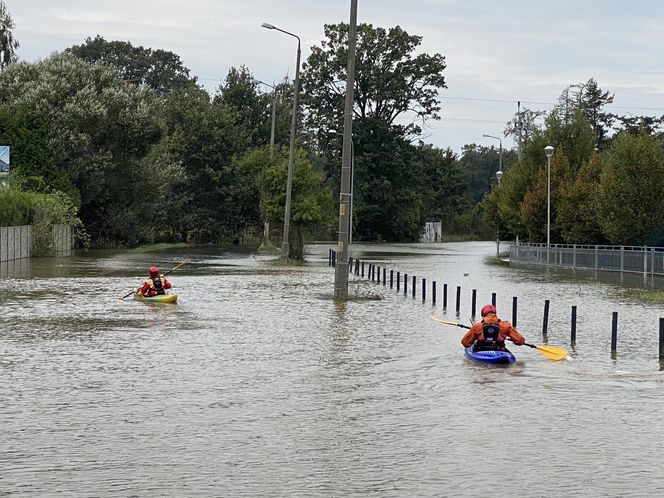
237,145,333,259
576,78,614,147
0,107,78,202
556,152,607,244
0,53,166,245
0,1,18,69
459,144,517,203
67,35,198,93
596,132,664,244
301,23,447,138
415,144,472,231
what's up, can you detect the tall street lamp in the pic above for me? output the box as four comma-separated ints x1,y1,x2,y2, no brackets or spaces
254,79,279,246
329,129,354,246
253,79,277,156
483,134,502,175
544,145,554,261
483,134,503,256
262,22,300,262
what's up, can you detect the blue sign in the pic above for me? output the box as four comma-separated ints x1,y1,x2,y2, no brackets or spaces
0,146,9,173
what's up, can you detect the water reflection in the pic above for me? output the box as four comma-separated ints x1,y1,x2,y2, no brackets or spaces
1,242,664,496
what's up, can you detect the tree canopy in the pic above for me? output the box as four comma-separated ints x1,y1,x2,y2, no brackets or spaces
0,1,18,69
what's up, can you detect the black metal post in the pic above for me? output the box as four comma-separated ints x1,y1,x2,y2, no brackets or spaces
543,300,550,335
455,286,461,314
383,267,386,286
443,284,448,309
412,276,416,298
397,272,400,291
432,281,437,305
611,311,618,353
390,270,394,289
422,278,426,302
512,296,518,328
404,274,408,295
491,292,496,307
659,318,664,360
471,289,477,319
571,305,577,343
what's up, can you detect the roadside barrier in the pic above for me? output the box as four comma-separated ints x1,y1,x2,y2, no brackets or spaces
329,249,664,364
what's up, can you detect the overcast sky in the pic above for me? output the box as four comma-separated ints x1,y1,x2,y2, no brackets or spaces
7,0,664,155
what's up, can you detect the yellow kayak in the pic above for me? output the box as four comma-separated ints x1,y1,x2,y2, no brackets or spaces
133,293,178,304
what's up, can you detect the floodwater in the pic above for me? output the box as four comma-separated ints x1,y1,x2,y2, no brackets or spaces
1,241,663,497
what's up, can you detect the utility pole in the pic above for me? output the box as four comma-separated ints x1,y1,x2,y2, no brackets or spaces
334,0,357,300
517,100,523,161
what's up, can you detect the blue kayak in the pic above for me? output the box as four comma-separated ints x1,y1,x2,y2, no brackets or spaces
464,346,516,365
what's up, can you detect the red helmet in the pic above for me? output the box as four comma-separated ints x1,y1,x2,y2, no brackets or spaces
481,304,496,317
149,266,160,276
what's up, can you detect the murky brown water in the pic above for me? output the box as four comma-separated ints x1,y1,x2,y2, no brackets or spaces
2,242,663,496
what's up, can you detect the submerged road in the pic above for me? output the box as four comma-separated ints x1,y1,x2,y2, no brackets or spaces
1,242,663,496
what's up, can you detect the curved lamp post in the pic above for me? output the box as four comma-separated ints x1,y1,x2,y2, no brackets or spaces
262,22,301,262
544,145,554,262
483,134,503,256
252,79,277,156
253,78,279,245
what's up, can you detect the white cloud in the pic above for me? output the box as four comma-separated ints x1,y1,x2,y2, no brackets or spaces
7,0,664,154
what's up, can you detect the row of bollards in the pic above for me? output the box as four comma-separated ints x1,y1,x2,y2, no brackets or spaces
329,249,664,360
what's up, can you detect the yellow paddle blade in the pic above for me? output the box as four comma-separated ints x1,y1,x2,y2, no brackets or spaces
535,345,568,361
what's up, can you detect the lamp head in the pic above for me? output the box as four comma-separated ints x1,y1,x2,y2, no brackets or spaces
545,145,554,158
261,22,275,29
496,170,503,181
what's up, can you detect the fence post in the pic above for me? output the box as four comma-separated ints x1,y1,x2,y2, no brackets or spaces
383,267,386,286
611,312,618,353
659,318,664,360
390,270,394,288
512,296,518,328
412,275,416,298
404,274,408,295
443,284,448,309
397,272,400,291
455,286,461,314
471,289,477,319
422,278,426,302
432,281,437,305
542,300,550,335
571,305,577,344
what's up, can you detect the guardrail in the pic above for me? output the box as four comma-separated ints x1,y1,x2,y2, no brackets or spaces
510,243,664,285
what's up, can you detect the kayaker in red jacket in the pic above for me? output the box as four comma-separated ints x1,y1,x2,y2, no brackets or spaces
461,304,525,351
136,266,172,297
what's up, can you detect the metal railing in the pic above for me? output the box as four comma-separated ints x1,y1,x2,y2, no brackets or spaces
510,243,664,284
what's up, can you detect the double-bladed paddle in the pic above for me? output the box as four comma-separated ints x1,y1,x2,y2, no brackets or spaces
118,258,192,300
431,316,568,361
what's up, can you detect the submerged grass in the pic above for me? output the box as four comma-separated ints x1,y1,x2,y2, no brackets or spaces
621,288,664,303
129,242,191,253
